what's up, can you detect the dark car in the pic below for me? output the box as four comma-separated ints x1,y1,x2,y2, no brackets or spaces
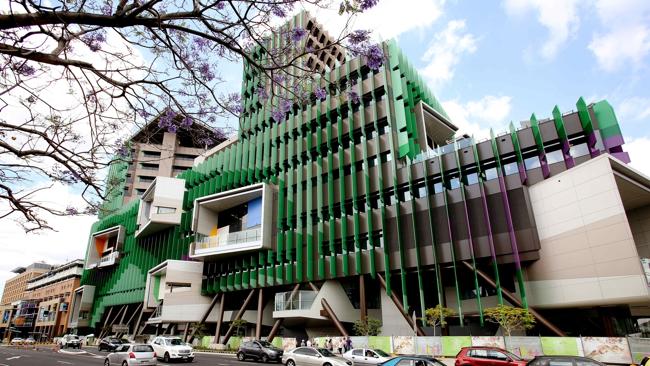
99,337,130,352
527,356,605,366
455,347,528,366
237,340,284,363
379,355,446,366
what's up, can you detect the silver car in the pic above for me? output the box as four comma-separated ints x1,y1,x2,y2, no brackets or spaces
282,347,352,366
343,349,391,366
104,344,157,366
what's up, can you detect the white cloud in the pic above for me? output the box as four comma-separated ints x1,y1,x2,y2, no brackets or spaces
503,0,581,60
302,0,445,41
625,136,650,176
442,95,513,139
588,0,650,71
0,183,96,300
617,97,650,123
420,20,478,88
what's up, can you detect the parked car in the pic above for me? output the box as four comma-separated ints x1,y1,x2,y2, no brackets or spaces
527,356,605,366
237,340,284,362
455,347,527,366
343,348,391,366
10,338,24,345
99,337,130,352
24,337,35,344
377,356,445,366
282,347,352,366
150,336,194,363
103,344,157,366
59,334,82,349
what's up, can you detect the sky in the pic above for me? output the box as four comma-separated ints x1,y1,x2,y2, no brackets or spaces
2,0,650,297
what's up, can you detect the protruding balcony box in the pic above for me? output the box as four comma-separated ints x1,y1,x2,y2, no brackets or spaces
144,260,212,324
135,177,185,238
189,183,275,258
69,285,95,329
85,225,125,269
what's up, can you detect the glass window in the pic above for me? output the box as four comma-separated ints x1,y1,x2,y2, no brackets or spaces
484,167,498,181
156,206,176,214
470,349,488,358
503,162,518,176
524,156,541,170
397,360,414,366
374,350,389,357
547,150,564,164
488,350,508,361
317,348,334,357
449,177,460,189
575,361,600,366
570,143,589,158
353,350,364,356
548,361,573,366
133,345,154,352
466,173,479,185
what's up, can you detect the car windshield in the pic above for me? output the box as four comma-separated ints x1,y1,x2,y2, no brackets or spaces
374,350,390,357
133,345,154,352
503,351,522,361
318,348,336,357
69,336,79,340
258,341,273,347
167,338,184,346
120,339,130,344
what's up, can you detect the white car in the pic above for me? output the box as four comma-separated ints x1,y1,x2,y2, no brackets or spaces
150,336,194,363
10,338,24,345
343,349,392,366
59,334,81,349
104,344,157,366
282,347,352,366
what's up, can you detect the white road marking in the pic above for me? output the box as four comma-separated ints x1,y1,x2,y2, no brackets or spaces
6,356,20,360
57,361,73,365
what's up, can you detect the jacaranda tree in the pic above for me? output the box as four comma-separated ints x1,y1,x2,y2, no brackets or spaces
0,0,383,231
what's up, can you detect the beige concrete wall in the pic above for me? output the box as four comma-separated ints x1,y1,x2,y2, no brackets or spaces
628,205,650,258
525,155,649,308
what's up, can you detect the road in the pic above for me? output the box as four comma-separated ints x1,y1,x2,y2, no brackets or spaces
0,346,244,366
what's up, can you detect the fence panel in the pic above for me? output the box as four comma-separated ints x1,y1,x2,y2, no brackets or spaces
416,337,442,356
581,337,632,364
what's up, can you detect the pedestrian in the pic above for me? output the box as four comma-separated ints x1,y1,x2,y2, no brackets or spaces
301,339,306,347
346,337,352,352
337,338,343,354
307,339,312,347
328,338,333,351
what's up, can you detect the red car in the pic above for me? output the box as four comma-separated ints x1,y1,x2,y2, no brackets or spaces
456,347,528,366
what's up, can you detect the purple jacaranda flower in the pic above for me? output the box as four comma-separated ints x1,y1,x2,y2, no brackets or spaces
256,87,268,101
315,87,327,100
198,62,215,81
271,108,285,123
193,37,210,51
291,27,307,43
100,0,113,15
272,74,285,84
359,0,379,11
181,116,193,128
348,30,371,45
305,46,315,53
280,99,292,114
167,124,178,133
348,90,360,104
199,137,214,146
365,44,384,70
158,109,177,128
271,5,286,17
216,1,225,10
137,109,150,118
13,63,36,76
65,207,79,215
82,31,106,52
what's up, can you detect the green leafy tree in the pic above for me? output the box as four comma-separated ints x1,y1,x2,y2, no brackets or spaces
353,317,382,336
484,305,535,338
424,305,456,336
231,319,248,337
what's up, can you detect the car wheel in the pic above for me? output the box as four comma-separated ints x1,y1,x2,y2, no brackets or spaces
104,359,110,366
262,355,269,363
323,363,332,366
286,360,295,366
122,361,129,366
186,357,194,363
164,352,171,363
237,352,246,361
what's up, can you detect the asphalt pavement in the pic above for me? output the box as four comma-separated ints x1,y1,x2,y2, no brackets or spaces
0,346,243,366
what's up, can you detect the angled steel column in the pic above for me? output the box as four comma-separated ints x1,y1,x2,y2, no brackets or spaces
222,289,256,345
377,274,425,336
460,261,565,336
187,293,220,343
321,298,348,337
214,293,226,344
256,289,264,339
267,319,283,342
360,275,367,321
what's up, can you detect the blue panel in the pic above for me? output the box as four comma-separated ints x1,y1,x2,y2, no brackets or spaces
246,197,263,228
